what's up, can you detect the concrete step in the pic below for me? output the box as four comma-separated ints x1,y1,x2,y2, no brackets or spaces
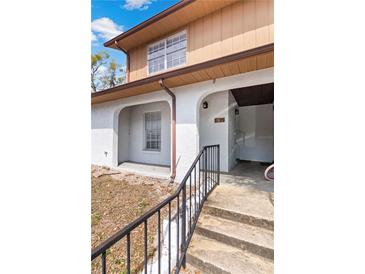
203,205,273,231
180,263,204,274
187,234,273,274
195,214,274,260
204,184,274,230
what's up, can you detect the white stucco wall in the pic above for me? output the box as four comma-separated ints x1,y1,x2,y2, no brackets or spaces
199,91,229,172
237,104,274,163
91,67,274,182
198,90,240,173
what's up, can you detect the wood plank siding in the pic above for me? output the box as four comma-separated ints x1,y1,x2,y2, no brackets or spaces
128,0,274,82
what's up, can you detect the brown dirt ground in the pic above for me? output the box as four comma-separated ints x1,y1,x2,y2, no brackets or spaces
91,165,176,274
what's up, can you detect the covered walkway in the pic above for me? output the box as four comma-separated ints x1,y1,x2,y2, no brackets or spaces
220,161,274,193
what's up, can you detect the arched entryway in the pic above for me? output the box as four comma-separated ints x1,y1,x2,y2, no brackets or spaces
117,100,171,177
197,83,274,190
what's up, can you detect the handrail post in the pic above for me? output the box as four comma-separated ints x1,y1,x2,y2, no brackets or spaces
181,181,187,268
204,148,208,199
218,145,220,185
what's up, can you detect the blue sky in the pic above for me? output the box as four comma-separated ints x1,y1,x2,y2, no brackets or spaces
91,0,180,69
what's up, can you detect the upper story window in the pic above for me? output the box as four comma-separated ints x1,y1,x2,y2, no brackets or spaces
147,31,187,74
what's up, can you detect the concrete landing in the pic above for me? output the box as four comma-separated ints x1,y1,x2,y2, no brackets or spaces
221,161,274,193
116,161,171,179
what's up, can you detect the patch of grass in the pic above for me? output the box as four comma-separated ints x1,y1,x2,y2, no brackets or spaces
137,199,149,214
91,212,102,226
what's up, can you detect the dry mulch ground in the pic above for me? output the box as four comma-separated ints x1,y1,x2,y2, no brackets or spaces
91,165,176,273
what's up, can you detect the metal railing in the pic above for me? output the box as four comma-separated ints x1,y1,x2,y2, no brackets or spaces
91,145,220,274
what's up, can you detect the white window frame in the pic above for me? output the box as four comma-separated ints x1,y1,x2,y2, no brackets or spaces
147,30,187,75
143,111,162,152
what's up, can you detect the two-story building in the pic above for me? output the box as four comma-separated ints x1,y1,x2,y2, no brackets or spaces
91,0,274,182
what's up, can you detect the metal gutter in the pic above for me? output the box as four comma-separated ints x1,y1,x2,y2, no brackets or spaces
159,79,176,181
114,41,130,83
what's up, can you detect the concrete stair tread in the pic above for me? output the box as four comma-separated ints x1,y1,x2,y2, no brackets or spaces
197,213,273,250
180,263,204,274
187,234,273,274
205,184,274,222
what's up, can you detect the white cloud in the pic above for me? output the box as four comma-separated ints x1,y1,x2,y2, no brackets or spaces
123,0,153,11
91,32,97,42
91,17,123,41
91,32,100,47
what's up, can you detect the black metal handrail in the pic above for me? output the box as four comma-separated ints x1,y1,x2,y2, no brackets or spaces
91,145,220,274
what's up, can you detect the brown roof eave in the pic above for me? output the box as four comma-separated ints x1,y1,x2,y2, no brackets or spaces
92,43,274,100
104,0,196,48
